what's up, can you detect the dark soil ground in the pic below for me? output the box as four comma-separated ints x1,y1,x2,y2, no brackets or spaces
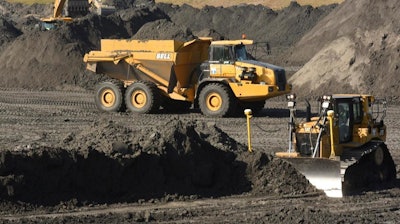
0,90,399,223
0,0,400,223
287,0,400,101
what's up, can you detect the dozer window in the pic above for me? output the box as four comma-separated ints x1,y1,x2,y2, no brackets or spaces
338,102,351,143
353,100,363,124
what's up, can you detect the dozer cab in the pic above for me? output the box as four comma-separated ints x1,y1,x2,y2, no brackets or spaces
274,94,396,197
83,37,291,117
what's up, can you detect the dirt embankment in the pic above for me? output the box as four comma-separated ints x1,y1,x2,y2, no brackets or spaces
0,0,336,90
1,0,399,100
0,118,318,206
286,0,400,101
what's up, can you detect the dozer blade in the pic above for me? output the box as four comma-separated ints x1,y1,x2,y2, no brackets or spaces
283,157,342,198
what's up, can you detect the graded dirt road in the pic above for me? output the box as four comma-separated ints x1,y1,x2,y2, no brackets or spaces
0,89,399,223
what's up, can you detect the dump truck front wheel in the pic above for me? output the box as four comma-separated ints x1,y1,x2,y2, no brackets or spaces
125,81,160,114
95,80,125,112
199,83,236,117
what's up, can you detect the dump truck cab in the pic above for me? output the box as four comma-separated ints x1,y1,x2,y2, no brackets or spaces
197,39,291,116
200,39,291,100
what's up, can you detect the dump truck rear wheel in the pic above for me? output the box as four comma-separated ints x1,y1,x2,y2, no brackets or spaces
95,80,125,112
125,81,160,114
199,83,236,117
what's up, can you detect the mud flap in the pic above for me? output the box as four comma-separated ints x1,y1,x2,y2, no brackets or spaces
283,157,342,198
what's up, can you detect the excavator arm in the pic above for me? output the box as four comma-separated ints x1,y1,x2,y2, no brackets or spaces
41,0,115,25
40,0,72,25
53,0,67,18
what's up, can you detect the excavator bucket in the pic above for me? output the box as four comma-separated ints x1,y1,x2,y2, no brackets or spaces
282,157,343,198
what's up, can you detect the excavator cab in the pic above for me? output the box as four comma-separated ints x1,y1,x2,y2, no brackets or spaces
36,21,58,31
274,94,396,197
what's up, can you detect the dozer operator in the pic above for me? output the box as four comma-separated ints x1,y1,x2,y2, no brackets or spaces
272,94,396,197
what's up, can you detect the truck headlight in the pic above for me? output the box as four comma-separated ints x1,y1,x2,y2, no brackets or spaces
286,94,296,101
322,95,332,100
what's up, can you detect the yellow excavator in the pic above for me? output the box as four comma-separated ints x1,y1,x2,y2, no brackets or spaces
39,0,115,30
245,94,396,197
273,94,396,197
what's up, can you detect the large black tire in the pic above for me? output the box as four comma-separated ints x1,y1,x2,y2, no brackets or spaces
95,80,125,112
125,81,160,114
199,83,236,117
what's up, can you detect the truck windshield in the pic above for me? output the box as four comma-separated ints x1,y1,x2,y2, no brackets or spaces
235,44,248,61
211,46,232,62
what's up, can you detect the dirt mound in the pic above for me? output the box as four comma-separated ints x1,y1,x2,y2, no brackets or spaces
158,2,336,60
62,118,244,154
132,19,195,40
113,0,155,9
0,1,336,90
286,0,400,100
0,14,130,90
0,26,90,89
0,119,317,205
115,5,167,37
0,1,52,25
0,16,21,48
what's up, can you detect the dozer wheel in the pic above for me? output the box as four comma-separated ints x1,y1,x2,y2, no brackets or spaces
343,143,396,195
125,81,160,114
95,80,125,112
199,83,236,117
374,145,396,182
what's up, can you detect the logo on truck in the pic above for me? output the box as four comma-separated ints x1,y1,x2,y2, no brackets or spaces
156,53,171,60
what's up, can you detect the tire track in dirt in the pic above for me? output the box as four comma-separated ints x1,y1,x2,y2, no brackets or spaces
2,190,400,223
0,194,320,221
0,89,98,149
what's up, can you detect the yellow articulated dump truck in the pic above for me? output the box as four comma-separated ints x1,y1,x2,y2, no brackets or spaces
83,37,291,117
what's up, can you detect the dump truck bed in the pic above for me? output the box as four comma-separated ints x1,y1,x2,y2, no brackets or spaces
84,38,211,92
